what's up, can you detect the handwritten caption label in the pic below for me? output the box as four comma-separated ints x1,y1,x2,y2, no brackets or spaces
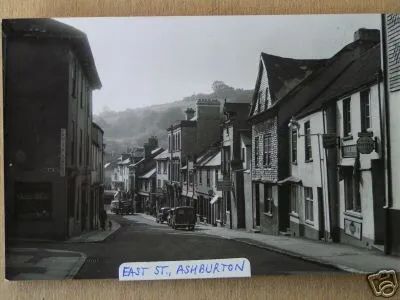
119,258,251,281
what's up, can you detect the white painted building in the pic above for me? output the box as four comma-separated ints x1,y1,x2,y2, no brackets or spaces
382,13,400,255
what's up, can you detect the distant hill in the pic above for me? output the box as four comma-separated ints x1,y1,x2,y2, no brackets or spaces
94,81,253,156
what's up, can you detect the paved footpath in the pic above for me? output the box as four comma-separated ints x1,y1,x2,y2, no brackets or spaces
6,219,121,280
6,248,86,280
138,213,400,274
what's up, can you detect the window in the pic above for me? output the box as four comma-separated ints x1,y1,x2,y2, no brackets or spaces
199,170,202,184
263,134,272,167
344,167,361,212
163,161,167,174
223,147,230,174
304,121,312,161
256,90,263,113
206,170,210,187
241,148,245,161
290,185,299,214
145,181,148,191
71,121,75,165
79,129,83,166
304,187,314,222
254,137,260,168
86,134,89,167
80,77,84,109
215,170,218,186
360,89,371,131
291,129,297,164
264,184,273,214
343,98,352,137
72,60,77,97
168,135,171,152
15,182,52,220
157,179,161,188
157,162,161,174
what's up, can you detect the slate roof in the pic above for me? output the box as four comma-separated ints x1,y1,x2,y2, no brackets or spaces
261,53,326,103
3,18,101,89
296,44,381,118
249,38,380,125
139,168,156,179
249,54,326,116
154,149,169,160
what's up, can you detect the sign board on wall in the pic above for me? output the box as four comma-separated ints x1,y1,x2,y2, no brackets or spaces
322,133,337,148
60,128,66,177
357,132,375,154
344,218,362,240
217,180,232,191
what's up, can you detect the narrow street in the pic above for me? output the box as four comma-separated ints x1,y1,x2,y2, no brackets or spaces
8,214,340,279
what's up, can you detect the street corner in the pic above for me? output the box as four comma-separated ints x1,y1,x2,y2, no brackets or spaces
66,219,122,243
6,247,87,280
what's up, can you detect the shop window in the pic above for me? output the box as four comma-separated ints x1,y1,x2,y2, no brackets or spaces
291,184,300,214
15,182,52,220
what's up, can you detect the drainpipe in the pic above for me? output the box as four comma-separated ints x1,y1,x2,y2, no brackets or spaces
381,14,392,255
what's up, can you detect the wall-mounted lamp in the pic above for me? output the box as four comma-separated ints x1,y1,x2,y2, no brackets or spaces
288,117,300,130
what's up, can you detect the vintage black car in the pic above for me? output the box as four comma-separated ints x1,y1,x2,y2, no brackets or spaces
110,200,134,215
170,206,195,231
156,207,170,223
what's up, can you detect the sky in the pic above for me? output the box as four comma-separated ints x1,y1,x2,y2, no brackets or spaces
60,14,381,114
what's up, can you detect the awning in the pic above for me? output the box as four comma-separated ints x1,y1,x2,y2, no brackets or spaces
277,176,302,185
210,195,221,205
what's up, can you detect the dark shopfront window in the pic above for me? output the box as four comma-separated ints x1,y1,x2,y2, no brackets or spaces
15,182,52,220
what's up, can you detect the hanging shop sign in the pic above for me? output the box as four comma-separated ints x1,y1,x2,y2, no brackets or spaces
322,133,337,149
357,132,375,155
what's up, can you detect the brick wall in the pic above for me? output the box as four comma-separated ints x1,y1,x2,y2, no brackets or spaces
251,116,278,182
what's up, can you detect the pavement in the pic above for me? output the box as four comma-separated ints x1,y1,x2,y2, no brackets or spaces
6,217,121,280
6,248,86,280
67,219,120,243
136,213,400,274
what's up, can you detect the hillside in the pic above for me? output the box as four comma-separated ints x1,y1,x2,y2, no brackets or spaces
94,81,253,155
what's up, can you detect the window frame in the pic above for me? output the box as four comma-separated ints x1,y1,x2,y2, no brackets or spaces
343,97,352,137
304,121,312,162
304,187,314,223
290,184,299,215
254,136,260,168
360,89,371,132
291,129,297,164
263,134,272,168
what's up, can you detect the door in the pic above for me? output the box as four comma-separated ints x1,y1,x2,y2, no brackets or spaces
318,187,325,240
371,159,385,244
254,183,260,227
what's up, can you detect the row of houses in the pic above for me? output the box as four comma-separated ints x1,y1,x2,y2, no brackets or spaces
126,24,398,256
105,19,399,256
3,19,105,240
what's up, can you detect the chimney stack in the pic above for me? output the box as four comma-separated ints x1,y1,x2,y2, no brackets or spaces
185,108,195,120
354,28,380,43
143,136,158,158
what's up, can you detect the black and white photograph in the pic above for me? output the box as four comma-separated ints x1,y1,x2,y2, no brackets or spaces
3,14,400,282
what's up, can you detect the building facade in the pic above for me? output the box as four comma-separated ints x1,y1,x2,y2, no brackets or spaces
194,148,222,225
286,30,382,248
90,122,104,230
3,19,102,239
166,100,221,209
221,102,251,229
382,13,400,255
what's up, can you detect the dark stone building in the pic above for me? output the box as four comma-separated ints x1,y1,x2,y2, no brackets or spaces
3,19,102,240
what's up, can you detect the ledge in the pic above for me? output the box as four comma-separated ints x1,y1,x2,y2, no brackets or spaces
344,210,363,220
